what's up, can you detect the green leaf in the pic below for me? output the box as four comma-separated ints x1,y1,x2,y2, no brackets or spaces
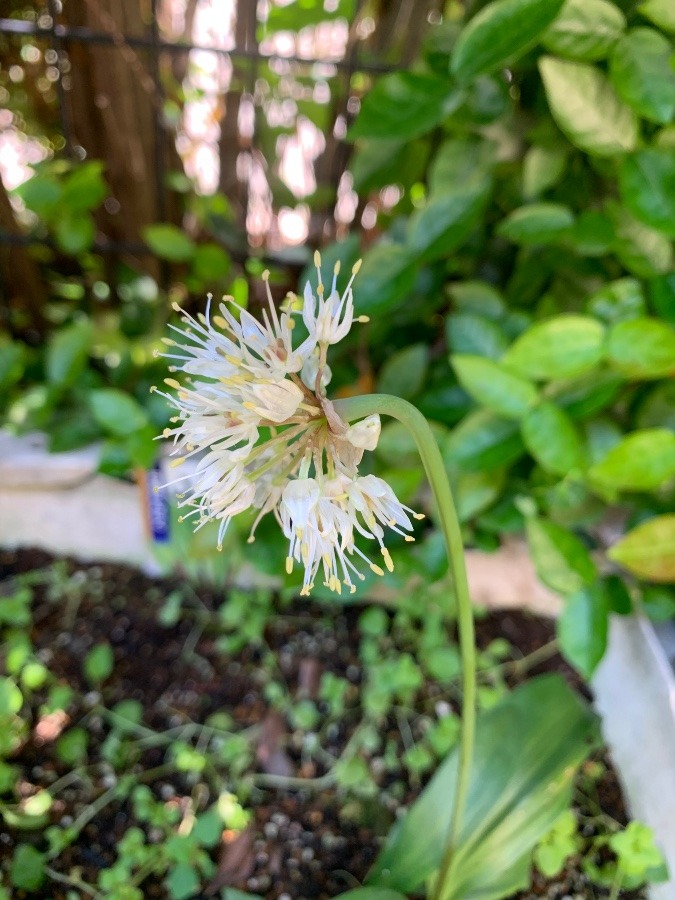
542,0,626,61
606,317,675,379
445,410,524,472
610,28,675,124
377,344,428,399
407,177,492,263
497,202,574,245
15,174,62,218
452,354,539,419
83,643,114,685
446,313,508,360
620,148,675,237
62,161,107,212
351,139,429,194
526,516,597,595
453,469,506,522
348,73,459,140
89,388,148,437
607,204,673,278
558,583,609,677
143,224,195,262
448,281,506,319
191,243,231,281
429,138,496,195
46,319,92,386
166,862,201,900
522,146,567,199
609,515,675,582
367,675,599,897
55,214,95,254
539,57,638,157
353,244,417,316
503,315,605,380
638,0,675,33
451,0,565,82
337,891,408,900
522,402,585,475
0,678,23,716
636,382,675,431
589,428,675,492
586,278,644,324
10,844,46,891
378,420,448,468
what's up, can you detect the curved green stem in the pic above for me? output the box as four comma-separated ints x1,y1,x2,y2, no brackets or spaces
334,393,476,898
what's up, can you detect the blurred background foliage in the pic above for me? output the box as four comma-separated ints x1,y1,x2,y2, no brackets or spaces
2,0,675,672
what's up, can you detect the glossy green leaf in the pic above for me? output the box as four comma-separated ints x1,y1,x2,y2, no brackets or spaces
143,224,195,262
0,678,23,716
46,319,92,386
444,410,524,472
55,214,95,254
376,344,428,399
522,146,568,199
606,317,675,379
638,0,675,33
589,428,675,492
608,204,674,278
453,468,506,522
610,28,675,124
558,583,609,677
353,244,417,316
446,314,509,359
89,388,148,437
526,516,596,595
367,675,599,897
451,0,566,82
608,515,675,582
539,57,638,157
542,0,625,60
407,176,492,262
555,373,622,421
15,174,62,217
378,420,449,468
348,73,459,140
503,315,605,380
429,138,496,195
522,402,585,475
350,139,429,193
497,203,574,245
620,149,675,237
452,354,539,418
448,281,505,319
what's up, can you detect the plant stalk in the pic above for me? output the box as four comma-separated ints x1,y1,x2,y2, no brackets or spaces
334,394,476,898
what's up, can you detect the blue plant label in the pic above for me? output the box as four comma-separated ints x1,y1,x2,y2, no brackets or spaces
146,461,170,543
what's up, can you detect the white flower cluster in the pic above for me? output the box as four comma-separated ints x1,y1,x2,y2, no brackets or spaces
154,253,423,595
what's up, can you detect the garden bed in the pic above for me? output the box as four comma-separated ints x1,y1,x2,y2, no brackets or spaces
0,549,646,899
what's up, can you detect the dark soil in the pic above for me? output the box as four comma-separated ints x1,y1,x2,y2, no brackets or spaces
0,548,642,899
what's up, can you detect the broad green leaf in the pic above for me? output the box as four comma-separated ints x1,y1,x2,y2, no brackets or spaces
539,57,638,157
558,583,609,677
350,139,428,193
522,402,585,475
348,73,459,141
567,209,615,256
83,643,114,685
610,28,675,124
553,372,622,421
606,317,675,379
0,338,25,391
367,675,599,897
166,862,200,900
191,243,230,281
353,244,417,316
636,382,675,432
608,515,675,582
444,410,524,472
496,202,574,245
585,418,623,465
10,844,45,891
446,313,509,359
503,315,605,380
448,281,505,319
89,388,148,437
542,0,625,60
586,278,644,324
378,420,448,468
589,428,675,491
62,161,107,212
46,319,92,386
453,469,506,522
620,148,675,237
55,213,95,254
14,174,62,217
376,344,428,399
407,176,492,262
526,516,597,595
608,203,673,278
429,138,496,195
638,0,675,33
522,146,567,199
0,678,22,715
452,354,539,419
143,224,195,262
451,0,566,82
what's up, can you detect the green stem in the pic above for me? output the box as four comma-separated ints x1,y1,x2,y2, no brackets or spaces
334,393,476,898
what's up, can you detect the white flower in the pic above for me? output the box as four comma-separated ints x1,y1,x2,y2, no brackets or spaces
156,254,421,595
